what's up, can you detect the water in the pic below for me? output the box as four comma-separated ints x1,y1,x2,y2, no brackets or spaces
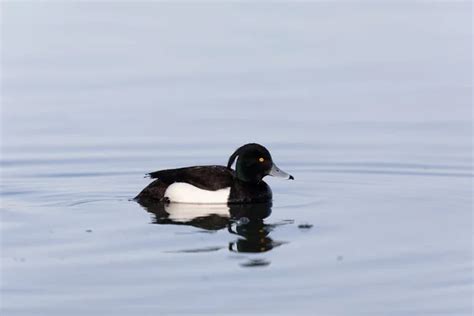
1,2,472,315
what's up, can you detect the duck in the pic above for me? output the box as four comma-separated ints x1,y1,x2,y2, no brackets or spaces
134,143,293,204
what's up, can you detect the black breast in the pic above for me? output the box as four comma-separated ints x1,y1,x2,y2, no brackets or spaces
228,180,272,204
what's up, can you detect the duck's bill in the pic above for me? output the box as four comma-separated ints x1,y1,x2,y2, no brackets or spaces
268,163,294,180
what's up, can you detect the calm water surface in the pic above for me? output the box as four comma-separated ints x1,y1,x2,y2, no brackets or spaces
1,2,472,315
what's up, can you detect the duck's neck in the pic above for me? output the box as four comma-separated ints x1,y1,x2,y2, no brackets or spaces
235,169,262,183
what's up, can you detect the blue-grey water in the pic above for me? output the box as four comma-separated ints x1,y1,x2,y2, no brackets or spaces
1,2,472,315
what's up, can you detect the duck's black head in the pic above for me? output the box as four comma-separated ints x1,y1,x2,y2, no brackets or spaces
227,143,294,183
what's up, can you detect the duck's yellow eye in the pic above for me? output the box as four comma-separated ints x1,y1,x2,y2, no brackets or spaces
259,157,265,163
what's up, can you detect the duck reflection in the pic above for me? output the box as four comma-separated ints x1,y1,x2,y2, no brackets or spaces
228,218,284,253
137,199,285,253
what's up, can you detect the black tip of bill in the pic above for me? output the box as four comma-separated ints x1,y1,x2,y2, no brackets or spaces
289,175,295,180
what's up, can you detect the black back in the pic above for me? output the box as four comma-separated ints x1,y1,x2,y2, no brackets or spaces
148,165,234,190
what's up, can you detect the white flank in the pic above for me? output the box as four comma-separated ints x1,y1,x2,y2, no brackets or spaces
164,182,231,204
